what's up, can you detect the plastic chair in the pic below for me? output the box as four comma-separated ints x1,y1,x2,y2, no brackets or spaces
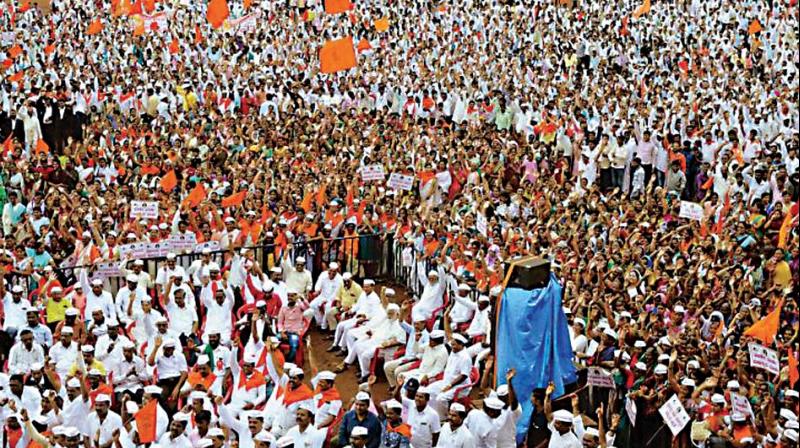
452,366,480,407
278,317,311,366
424,291,450,331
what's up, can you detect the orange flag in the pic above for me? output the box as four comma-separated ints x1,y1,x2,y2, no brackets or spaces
134,400,159,444
325,0,351,14
8,45,22,59
7,71,24,82
183,183,207,208
374,17,390,32
789,349,799,388
207,0,230,29
743,299,783,345
356,37,371,53
194,25,203,45
35,139,50,155
160,170,178,192
221,191,247,208
133,21,145,37
316,184,328,208
2,134,13,156
319,37,357,74
300,190,314,213
243,0,252,8
748,19,762,35
86,19,104,35
777,203,796,249
143,0,155,13
632,0,650,18
169,39,180,55
44,43,56,54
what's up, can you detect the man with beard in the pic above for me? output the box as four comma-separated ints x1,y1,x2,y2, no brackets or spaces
283,405,326,447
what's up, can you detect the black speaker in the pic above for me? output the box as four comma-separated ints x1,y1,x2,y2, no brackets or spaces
506,257,551,290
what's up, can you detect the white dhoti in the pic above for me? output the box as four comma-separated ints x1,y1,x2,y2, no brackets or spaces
333,317,358,347
306,294,335,329
426,379,459,418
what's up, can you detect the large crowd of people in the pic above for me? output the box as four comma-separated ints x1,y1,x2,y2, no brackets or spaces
0,0,798,447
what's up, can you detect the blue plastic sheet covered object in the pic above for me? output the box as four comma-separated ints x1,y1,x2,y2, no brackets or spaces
495,273,577,444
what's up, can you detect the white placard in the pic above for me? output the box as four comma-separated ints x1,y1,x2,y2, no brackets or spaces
626,397,638,426
679,201,704,221
230,11,261,34
360,164,386,182
131,12,169,33
168,233,198,253
731,393,754,421
387,173,414,191
130,200,159,219
93,262,123,279
658,394,691,436
476,213,488,237
587,367,615,388
748,342,780,375
195,240,221,253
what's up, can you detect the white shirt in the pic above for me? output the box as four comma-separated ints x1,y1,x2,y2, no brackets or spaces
401,397,441,448
49,340,79,378
8,342,45,374
547,419,584,448
112,356,149,393
496,406,522,448
284,424,326,448
436,423,476,448
314,273,343,301
464,410,498,448
2,297,30,329
84,289,116,321
165,301,198,337
156,265,187,286
115,285,148,321
9,385,42,419
155,351,188,379
157,432,193,448
86,411,125,447
443,348,472,385
95,333,132,371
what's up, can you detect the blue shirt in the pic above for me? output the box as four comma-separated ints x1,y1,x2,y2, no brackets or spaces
338,410,382,448
25,248,53,269
22,323,53,348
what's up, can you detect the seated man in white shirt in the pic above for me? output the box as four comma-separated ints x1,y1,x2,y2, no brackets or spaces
86,394,126,448
448,284,476,330
305,263,343,330
426,333,473,418
339,302,407,383
147,338,188,413
8,329,45,374
111,341,149,404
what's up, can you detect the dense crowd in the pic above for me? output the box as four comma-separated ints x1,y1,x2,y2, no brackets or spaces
0,0,798,447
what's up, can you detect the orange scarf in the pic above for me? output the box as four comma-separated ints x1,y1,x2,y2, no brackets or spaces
386,421,412,438
239,370,267,391
283,383,313,406
314,386,341,408
187,371,217,391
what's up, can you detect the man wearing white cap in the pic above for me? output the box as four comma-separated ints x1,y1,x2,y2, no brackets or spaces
426,333,472,418
117,258,154,291
157,412,192,448
187,248,215,293
148,338,188,412
307,262,343,330
325,271,363,331
436,402,475,447
111,340,149,403
396,385,441,448
155,252,187,297
448,284,475,329
464,396,505,448
544,382,585,448
48,324,78,379
200,262,235,343
115,273,149,325
216,393,268,448
283,404,326,448
59,374,91,438
399,329,448,390
412,265,447,323
384,308,429,392
311,371,342,429
338,302,407,382
41,283,71,332
238,255,271,306
164,279,199,340
273,365,315,438
282,254,313,297
337,391,382,448
79,276,116,322
331,279,384,352
2,284,31,336
86,393,126,448
228,349,267,416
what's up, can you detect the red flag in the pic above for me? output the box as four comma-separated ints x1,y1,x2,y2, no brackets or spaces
7,71,24,82
183,183,207,208
356,37,372,53
44,43,56,54
324,0,351,14
319,37,357,74
169,38,180,55
159,170,178,192
143,0,155,13
221,191,247,208
207,0,229,29
131,0,143,14
1,59,12,69
2,134,13,157
86,19,104,35
134,400,159,444
194,25,203,45
8,45,22,59
620,16,630,36
743,299,783,345
789,349,799,388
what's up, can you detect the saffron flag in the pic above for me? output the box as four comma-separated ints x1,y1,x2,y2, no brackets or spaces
194,25,203,45
356,37,371,53
169,39,180,55
789,349,799,388
221,191,247,208
2,134,13,156
300,190,314,213
374,17,390,32
160,170,178,192
86,19,104,35
44,43,56,54
133,20,145,37
35,139,50,155
632,0,650,18
319,37,356,74
134,400,159,444
243,0,251,8
207,0,229,29
325,0,351,14
743,299,783,345
777,203,796,249
8,45,22,59
143,0,155,13
748,19,762,35
7,71,24,82
183,183,207,208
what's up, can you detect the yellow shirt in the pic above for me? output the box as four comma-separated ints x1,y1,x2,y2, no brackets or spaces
45,297,72,324
337,283,363,310
773,261,792,289
69,359,107,377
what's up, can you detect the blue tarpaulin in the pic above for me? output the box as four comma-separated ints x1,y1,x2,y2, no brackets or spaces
495,273,577,444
